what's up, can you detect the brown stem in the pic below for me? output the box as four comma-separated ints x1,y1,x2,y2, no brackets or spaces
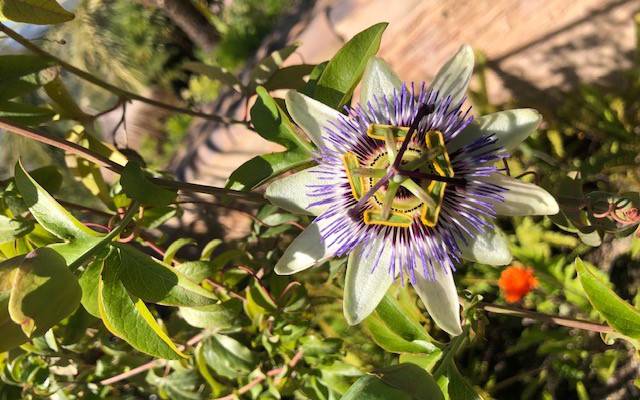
99,332,206,385
478,302,612,333
213,350,304,400
0,118,266,203
0,23,244,125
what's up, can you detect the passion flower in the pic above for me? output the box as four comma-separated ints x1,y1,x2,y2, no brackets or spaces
266,45,558,335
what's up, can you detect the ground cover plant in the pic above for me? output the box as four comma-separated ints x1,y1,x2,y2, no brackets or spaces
0,1,639,399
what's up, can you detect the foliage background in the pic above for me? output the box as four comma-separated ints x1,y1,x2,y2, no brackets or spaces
0,1,639,400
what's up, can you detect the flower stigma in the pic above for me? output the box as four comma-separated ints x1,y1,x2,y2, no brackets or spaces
343,103,464,228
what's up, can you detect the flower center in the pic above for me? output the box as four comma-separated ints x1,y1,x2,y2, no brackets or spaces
342,124,455,228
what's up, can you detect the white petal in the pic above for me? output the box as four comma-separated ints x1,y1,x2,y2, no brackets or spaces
265,167,334,216
285,90,342,149
343,239,394,325
412,267,462,336
482,174,559,216
360,57,402,107
448,109,541,153
430,44,474,106
458,227,512,266
274,218,338,275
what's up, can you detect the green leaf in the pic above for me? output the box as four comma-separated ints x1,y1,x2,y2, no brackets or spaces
0,215,33,244
251,86,313,150
226,150,312,192
120,162,177,207
0,78,40,102
98,250,186,359
0,101,56,125
201,334,257,379
364,312,439,354
575,258,640,338
179,299,248,331
115,244,218,307
8,248,81,337
377,364,444,400
0,55,53,81
249,44,299,91
78,257,103,317
43,73,92,122
263,64,316,91
341,375,412,400
164,238,196,265
0,0,74,24
14,160,100,241
314,23,387,108
0,294,29,352
175,261,215,283
183,62,243,93
375,293,435,342
447,362,483,400
28,165,63,194
0,257,28,351
226,86,313,190
302,61,328,96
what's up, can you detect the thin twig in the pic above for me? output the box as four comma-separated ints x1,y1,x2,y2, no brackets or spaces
0,23,245,125
99,332,207,386
0,118,266,203
479,302,612,333
213,350,304,400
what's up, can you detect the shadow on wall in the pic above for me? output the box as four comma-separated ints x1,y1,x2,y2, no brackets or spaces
486,0,640,112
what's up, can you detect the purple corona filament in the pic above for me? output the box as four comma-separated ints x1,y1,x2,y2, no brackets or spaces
306,83,508,284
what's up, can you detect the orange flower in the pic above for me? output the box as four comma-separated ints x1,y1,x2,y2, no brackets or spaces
498,266,538,303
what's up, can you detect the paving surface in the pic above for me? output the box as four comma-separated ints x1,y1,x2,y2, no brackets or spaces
169,0,640,237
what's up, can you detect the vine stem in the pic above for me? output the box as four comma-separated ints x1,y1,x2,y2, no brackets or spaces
478,302,612,333
0,23,246,125
213,350,304,400
0,118,266,203
99,332,206,385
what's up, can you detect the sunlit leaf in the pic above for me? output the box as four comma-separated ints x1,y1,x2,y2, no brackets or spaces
0,0,74,24
78,256,104,317
249,44,299,91
8,248,81,337
226,86,313,190
164,238,196,265
98,250,186,359
314,23,387,108
184,62,243,93
14,160,100,241
115,244,218,307
179,299,248,331
0,215,33,244
575,258,640,338
263,64,316,91
0,101,56,125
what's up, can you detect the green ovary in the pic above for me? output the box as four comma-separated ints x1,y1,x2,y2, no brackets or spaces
342,126,454,228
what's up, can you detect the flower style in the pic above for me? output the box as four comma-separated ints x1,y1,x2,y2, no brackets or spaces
265,45,558,335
